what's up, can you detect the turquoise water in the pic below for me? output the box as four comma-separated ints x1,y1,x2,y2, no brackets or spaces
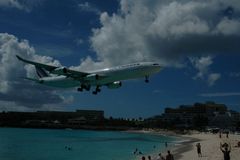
0,128,176,160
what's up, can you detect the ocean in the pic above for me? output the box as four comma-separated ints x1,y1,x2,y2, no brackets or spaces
0,128,177,160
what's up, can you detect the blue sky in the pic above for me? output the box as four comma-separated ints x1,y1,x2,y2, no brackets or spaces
0,0,240,118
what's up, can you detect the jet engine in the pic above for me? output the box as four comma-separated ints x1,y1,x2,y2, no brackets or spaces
107,81,122,89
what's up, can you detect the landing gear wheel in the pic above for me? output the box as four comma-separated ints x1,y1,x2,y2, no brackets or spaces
92,86,101,95
145,76,149,83
96,88,101,92
77,87,83,92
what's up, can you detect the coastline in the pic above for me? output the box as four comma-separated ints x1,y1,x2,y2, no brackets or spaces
125,129,180,160
129,130,240,160
172,136,200,160
174,133,240,160
127,129,195,160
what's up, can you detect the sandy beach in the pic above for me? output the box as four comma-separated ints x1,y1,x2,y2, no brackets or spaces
134,131,240,160
173,133,240,160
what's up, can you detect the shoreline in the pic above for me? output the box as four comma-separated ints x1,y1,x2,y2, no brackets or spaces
129,130,240,160
163,133,240,160
127,129,196,160
172,136,200,160
2,127,240,160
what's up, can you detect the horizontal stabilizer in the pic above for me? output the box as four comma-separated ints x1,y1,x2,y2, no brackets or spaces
16,55,58,71
16,55,90,78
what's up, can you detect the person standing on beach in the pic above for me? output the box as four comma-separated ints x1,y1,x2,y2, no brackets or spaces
220,144,231,160
141,156,146,160
166,150,174,160
147,155,151,160
226,132,229,138
196,143,202,157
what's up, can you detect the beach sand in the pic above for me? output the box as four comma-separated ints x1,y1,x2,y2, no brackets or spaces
173,133,240,160
132,130,240,160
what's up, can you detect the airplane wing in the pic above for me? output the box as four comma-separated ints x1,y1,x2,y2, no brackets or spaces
16,55,90,78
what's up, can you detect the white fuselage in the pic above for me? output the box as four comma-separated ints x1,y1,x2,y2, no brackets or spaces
39,62,161,88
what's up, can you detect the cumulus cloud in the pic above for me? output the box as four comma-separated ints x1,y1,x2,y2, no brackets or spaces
0,33,72,111
77,0,240,81
189,56,221,85
216,17,240,35
190,56,213,79
208,73,221,86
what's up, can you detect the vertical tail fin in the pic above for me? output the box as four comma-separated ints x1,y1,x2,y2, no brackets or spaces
35,66,49,78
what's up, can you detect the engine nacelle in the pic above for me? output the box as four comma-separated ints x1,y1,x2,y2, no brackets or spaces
84,74,99,81
107,81,122,89
51,67,68,75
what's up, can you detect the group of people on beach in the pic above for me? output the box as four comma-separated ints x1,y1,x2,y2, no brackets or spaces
136,141,174,160
141,150,174,160
195,132,232,160
195,142,231,160
138,131,236,160
219,131,229,139
140,150,174,160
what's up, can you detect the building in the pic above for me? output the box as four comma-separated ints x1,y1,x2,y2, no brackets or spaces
159,102,236,129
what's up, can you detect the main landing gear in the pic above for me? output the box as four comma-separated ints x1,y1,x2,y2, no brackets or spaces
77,85,101,95
145,76,149,83
77,85,90,92
92,86,101,95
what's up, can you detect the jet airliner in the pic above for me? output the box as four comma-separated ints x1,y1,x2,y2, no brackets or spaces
16,55,161,94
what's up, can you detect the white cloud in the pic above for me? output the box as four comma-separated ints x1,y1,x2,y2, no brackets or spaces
78,2,100,15
208,73,221,86
190,56,213,79
0,101,32,112
0,33,72,110
0,0,45,12
0,0,24,10
76,0,240,79
200,92,240,97
216,18,240,35
189,56,221,85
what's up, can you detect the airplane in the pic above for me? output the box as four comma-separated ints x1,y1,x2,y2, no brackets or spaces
16,55,162,95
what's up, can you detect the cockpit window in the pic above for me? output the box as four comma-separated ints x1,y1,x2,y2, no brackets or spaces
153,63,159,66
